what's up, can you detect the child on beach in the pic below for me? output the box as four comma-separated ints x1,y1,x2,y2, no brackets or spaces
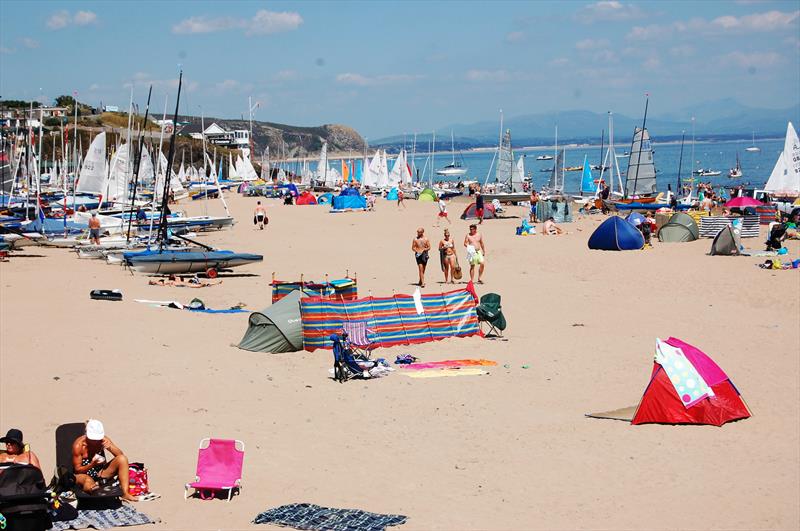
436,197,451,225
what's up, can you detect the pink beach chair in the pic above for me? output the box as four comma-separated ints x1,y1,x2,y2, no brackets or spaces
342,320,377,359
184,438,244,502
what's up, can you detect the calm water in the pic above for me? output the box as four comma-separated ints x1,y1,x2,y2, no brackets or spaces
314,137,785,194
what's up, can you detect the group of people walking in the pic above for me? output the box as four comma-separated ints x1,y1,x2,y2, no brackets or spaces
412,224,486,288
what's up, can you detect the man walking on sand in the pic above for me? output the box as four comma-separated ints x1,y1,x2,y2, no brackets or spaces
254,201,267,230
475,191,485,224
464,224,486,283
412,227,431,288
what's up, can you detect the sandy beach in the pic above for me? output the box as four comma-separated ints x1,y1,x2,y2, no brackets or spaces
1,193,798,530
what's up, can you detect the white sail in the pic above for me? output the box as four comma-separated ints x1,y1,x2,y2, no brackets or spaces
239,154,259,181
316,140,329,183
228,154,240,180
138,147,155,186
402,152,413,186
495,129,514,187
375,150,389,188
106,143,131,203
764,121,800,196
512,154,525,193
177,163,186,184
388,150,407,188
363,152,379,188
625,127,657,197
76,132,107,195
548,149,565,192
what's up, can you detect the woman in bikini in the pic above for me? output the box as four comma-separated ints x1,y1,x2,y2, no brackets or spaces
438,229,457,283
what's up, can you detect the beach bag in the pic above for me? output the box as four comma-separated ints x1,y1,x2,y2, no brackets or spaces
453,254,463,280
127,463,149,496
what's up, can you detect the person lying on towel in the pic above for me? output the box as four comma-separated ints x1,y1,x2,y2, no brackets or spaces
72,419,137,501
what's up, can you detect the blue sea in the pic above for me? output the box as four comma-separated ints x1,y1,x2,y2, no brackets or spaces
315,137,784,194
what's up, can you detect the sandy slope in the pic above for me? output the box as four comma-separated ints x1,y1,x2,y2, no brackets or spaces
1,193,798,530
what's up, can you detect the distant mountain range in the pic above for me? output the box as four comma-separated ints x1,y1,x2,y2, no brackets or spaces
372,99,800,150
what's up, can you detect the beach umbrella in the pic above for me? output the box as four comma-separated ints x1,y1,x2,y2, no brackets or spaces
725,196,763,208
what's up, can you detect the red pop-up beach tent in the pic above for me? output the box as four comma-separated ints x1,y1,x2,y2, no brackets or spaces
631,337,751,426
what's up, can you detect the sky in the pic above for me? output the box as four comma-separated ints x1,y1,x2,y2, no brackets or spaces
1,0,799,138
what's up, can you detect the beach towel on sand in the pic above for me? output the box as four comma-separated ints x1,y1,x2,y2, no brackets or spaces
253,503,407,531
52,505,157,530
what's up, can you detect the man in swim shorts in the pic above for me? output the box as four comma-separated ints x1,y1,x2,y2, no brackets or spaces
254,201,267,230
88,212,102,244
411,227,431,287
463,224,486,283
475,192,485,224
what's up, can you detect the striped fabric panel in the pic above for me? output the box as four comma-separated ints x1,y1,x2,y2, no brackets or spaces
272,279,358,303
699,216,760,238
300,289,480,351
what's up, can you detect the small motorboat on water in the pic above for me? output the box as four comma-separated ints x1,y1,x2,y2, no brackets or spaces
535,154,554,161
435,162,468,177
124,249,263,275
699,169,722,177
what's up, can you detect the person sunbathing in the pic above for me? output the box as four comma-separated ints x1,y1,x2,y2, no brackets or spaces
72,419,137,502
543,217,563,235
1,428,41,470
149,274,222,288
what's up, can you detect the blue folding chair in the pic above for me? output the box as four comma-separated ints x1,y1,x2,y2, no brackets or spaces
330,334,377,383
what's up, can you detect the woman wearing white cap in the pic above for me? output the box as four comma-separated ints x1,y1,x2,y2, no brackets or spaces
71,419,137,501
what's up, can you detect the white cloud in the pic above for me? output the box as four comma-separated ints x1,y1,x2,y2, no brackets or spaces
628,9,799,40
46,10,98,30
74,11,98,26
0,46,14,55
578,1,645,23
88,83,102,91
643,56,661,70
785,36,800,49
505,31,525,43
594,49,618,63
274,70,299,81
669,45,695,57
124,72,199,93
215,79,239,91
723,51,782,68
549,57,569,67
335,73,423,86
575,38,609,50
247,10,303,36
21,37,39,49
711,10,798,30
46,11,71,29
172,9,303,36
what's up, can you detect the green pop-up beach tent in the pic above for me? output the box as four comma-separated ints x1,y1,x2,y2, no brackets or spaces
238,289,305,353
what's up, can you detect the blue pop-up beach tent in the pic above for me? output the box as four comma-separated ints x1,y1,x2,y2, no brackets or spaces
331,187,367,211
588,216,644,251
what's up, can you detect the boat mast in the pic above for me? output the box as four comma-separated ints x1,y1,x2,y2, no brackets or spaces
598,129,604,170
158,70,183,248
430,130,435,187
690,116,696,196
147,95,169,243
676,130,685,198
628,94,649,199
126,85,153,243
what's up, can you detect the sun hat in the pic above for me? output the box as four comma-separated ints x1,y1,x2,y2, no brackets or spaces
86,419,105,441
0,428,23,446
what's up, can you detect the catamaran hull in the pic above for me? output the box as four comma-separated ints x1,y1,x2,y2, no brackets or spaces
435,168,468,177
127,254,263,274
